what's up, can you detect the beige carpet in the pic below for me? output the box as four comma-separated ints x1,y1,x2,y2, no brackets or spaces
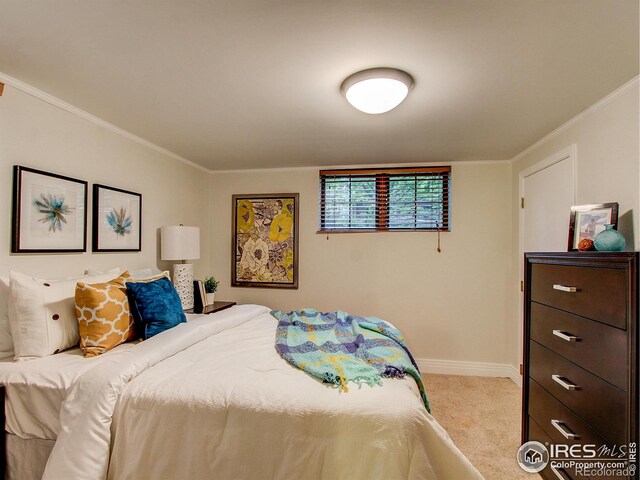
423,374,530,480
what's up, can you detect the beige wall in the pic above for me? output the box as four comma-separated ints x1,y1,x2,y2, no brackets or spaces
0,80,516,368
2,74,635,373
509,81,639,367
0,85,211,279
8,75,633,373
210,163,513,363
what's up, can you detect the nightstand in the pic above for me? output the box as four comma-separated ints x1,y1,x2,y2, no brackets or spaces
187,301,236,315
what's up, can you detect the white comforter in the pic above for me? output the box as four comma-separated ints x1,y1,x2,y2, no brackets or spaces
41,305,481,480
0,341,137,440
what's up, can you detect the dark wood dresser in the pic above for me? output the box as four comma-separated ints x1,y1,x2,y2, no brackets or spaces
523,252,638,480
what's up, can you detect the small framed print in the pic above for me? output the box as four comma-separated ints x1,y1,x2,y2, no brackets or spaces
568,203,619,251
12,165,87,253
232,193,299,288
92,184,142,252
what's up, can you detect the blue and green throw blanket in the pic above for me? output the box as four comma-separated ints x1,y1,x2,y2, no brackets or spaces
272,309,430,412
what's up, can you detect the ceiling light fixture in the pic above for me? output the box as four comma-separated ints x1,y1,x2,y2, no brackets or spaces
341,68,414,114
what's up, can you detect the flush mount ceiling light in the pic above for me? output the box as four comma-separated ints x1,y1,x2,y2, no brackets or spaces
341,67,414,114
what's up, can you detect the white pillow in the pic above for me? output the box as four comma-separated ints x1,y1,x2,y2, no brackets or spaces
0,277,14,359
129,268,154,280
86,267,158,280
9,269,121,361
84,267,123,276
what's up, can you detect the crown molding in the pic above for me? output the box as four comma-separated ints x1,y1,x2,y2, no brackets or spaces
0,71,212,174
9,67,627,174
510,76,639,163
0,72,509,175
211,159,510,175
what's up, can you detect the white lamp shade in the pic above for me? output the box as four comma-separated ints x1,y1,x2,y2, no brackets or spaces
341,68,414,114
161,225,200,261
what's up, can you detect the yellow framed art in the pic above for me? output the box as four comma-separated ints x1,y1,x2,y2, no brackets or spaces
231,193,299,289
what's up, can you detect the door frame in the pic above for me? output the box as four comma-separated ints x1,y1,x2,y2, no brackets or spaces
517,144,577,380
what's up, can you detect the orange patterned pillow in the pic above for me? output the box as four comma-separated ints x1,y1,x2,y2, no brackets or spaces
75,272,136,358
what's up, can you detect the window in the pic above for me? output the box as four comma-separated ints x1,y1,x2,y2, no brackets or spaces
319,166,450,232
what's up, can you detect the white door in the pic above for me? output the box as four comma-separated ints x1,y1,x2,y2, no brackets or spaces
523,160,575,252
518,145,576,376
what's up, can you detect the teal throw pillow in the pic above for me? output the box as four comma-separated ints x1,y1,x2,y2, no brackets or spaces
125,277,187,339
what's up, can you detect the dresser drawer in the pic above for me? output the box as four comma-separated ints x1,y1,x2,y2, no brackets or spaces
530,263,627,329
529,341,626,445
530,302,628,390
528,418,577,480
529,382,623,480
529,380,610,448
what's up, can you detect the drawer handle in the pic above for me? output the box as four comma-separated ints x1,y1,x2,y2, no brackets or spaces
551,419,580,440
552,330,579,342
552,374,579,390
553,284,577,293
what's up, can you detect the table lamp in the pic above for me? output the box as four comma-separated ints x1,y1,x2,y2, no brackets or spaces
160,225,200,309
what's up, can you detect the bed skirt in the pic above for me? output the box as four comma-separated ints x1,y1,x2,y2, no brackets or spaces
6,434,54,480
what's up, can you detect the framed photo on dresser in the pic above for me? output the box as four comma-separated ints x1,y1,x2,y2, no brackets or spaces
567,202,618,251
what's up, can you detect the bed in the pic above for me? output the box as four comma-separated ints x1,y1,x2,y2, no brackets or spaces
0,304,483,479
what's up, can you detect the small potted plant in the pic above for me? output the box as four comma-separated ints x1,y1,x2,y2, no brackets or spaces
204,276,219,305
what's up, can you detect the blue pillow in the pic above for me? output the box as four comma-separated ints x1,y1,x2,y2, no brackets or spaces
125,277,187,340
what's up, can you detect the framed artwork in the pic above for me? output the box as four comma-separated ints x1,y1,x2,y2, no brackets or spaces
12,166,87,253
232,193,299,288
93,184,142,252
568,202,618,251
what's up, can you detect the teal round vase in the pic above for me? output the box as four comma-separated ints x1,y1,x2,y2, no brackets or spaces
594,224,626,252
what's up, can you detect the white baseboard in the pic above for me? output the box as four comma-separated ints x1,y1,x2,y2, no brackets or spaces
417,358,522,387
508,365,522,388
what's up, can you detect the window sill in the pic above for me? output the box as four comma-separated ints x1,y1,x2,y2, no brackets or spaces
316,228,449,234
